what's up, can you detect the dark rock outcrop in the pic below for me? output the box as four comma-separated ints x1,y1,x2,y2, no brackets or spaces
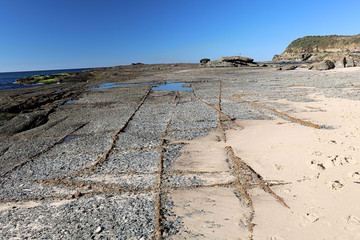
16,71,93,85
200,58,210,64
220,56,254,63
0,110,50,136
206,56,264,68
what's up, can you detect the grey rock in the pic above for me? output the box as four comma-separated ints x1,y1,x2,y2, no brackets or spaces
206,60,236,68
279,65,297,71
311,60,335,71
246,62,259,67
299,64,310,68
272,53,312,63
0,110,49,136
346,58,356,67
335,57,346,68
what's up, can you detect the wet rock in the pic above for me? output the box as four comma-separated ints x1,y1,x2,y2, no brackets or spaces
0,110,50,136
16,71,93,85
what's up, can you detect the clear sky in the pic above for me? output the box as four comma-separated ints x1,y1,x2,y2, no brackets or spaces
1,0,360,72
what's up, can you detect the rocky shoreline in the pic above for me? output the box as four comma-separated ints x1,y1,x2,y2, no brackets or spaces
2,64,360,239
0,64,199,134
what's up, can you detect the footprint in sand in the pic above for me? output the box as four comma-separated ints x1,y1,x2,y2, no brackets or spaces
310,160,326,171
348,215,360,225
330,180,344,190
351,172,360,181
345,215,360,231
300,211,320,227
274,164,283,170
312,151,323,156
327,155,351,167
348,146,356,151
267,236,285,240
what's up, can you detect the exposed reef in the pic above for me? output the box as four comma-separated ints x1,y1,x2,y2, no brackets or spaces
16,71,94,85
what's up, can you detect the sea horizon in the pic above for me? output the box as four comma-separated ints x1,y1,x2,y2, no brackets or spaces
0,67,93,91
0,67,95,74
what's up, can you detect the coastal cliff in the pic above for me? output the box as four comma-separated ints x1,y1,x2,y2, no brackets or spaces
273,34,360,63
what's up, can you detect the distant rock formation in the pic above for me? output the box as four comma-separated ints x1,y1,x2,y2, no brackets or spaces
273,34,360,67
200,58,210,64
205,56,266,68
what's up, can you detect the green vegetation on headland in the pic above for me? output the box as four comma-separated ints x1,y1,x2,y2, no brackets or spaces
285,34,360,53
273,34,360,63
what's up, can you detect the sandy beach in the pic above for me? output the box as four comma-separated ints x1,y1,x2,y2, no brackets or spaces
1,65,360,239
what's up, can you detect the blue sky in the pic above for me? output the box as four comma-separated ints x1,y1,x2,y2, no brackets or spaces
1,0,360,72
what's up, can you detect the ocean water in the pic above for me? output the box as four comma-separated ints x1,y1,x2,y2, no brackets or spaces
0,68,91,91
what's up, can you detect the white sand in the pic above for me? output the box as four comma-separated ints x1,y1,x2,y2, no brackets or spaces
226,95,360,239
169,93,360,239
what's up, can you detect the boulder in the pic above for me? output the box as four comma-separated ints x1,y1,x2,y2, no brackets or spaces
311,60,335,70
335,57,346,68
346,58,356,67
220,56,254,63
279,65,297,71
200,58,210,64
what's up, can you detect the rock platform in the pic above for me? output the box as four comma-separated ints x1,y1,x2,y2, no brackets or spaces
1,64,360,239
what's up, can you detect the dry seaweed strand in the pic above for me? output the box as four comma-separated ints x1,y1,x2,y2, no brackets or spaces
154,91,180,240
217,80,227,142
225,146,255,238
226,146,290,209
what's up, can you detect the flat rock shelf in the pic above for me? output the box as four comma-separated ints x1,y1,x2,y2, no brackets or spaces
1,65,360,239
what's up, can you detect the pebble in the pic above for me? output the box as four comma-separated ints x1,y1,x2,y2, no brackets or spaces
94,226,102,234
